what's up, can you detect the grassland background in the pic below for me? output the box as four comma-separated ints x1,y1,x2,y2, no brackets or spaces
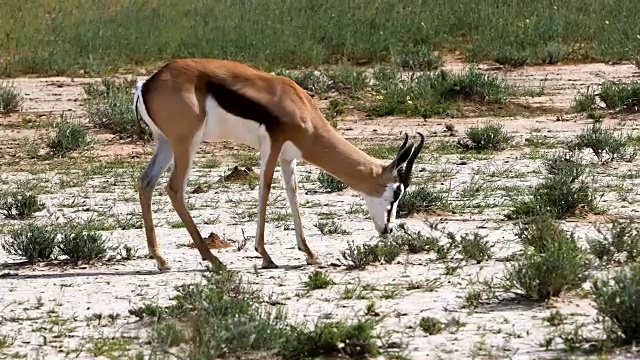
1,0,639,77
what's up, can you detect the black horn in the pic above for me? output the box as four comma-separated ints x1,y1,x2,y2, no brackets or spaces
401,132,425,189
386,133,413,173
397,133,409,155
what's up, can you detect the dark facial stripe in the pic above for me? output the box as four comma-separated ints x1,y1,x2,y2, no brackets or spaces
386,185,403,222
204,80,278,127
392,185,403,204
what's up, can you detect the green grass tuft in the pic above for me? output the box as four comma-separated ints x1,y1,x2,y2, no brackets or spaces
46,114,90,156
397,185,449,218
572,86,598,113
507,151,600,220
303,270,335,290
458,122,512,152
317,171,348,192
591,263,640,345
568,123,634,164
0,81,24,113
503,215,589,301
0,192,44,220
3,1,640,76
599,80,640,110
2,223,58,262
131,267,402,359
81,78,151,141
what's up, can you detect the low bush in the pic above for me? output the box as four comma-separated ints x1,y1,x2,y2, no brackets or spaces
0,192,44,220
591,263,640,345
47,115,90,156
503,216,589,301
0,81,24,114
81,78,151,141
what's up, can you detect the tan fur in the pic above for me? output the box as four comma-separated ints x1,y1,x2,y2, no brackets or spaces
138,58,401,270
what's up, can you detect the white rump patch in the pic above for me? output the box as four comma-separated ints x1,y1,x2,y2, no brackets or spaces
133,79,164,137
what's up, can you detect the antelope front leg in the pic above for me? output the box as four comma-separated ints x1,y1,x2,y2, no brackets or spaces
254,140,281,269
280,158,321,266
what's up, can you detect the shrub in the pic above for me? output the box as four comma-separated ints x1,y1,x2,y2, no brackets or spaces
279,317,383,359
323,98,345,128
47,115,90,156
538,42,566,65
315,219,350,235
503,216,589,301
591,263,640,345
457,122,512,151
303,270,335,290
0,81,24,114
134,268,398,359
0,192,44,220
542,150,589,180
81,78,151,141
418,316,443,335
364,66,509,118
390,223,439,254
340,239,402,270
568,123,633,163
57,226,110,263
492,48,530,68
513,214,563,253
455,231,493,264
587,218,640,266
274,69,329,95
598,80,640,110
2,223,58,262
394,46,443,71
396,185,448,218
325,66,369,95
317,171,347,192
572,86,597,112
507,152,599,220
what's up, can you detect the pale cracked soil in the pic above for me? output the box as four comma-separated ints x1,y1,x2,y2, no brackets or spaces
1,61,640,359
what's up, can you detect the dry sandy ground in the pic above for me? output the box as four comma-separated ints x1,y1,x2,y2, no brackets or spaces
1,61,640,359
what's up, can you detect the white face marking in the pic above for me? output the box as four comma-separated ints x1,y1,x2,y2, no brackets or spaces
361,182,404,235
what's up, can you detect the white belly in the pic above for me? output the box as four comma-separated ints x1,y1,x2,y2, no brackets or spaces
203,95,262,149
202,95,301,161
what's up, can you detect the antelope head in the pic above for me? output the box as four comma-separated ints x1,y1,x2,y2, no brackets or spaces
361,132,425,235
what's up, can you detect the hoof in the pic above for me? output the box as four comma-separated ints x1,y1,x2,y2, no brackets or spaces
306,257,323,266
155,256,171,272
204,255,225,267
261,260,279,269
157,263,172,272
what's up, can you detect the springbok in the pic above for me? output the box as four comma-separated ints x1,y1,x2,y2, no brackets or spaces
132,58,425,271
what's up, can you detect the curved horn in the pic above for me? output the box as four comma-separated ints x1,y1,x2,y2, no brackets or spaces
402,132,425,189
385,133,413,173
396,133,409,155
